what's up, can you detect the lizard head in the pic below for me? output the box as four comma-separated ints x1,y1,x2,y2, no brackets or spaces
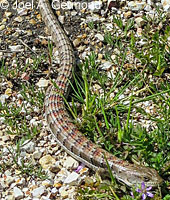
113,163,163,187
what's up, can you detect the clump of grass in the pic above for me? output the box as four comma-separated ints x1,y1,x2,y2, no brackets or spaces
0,51,48,179
68,9,170,198
74,53,170,198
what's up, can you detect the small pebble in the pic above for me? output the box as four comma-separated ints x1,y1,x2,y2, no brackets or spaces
63,156,79,169
32,186,46,197
13,187,24,200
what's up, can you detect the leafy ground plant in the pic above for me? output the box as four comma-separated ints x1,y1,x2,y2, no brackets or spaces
0,52,47,179
73,51,170,199
70,11,170,196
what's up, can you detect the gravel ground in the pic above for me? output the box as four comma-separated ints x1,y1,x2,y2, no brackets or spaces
0,0,170,199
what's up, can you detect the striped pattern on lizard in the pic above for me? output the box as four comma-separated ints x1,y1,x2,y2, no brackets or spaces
39,0,163,187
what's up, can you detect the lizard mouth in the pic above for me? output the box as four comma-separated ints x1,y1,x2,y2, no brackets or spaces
116,171,163,187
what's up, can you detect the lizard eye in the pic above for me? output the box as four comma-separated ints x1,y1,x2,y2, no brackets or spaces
144,177,150,182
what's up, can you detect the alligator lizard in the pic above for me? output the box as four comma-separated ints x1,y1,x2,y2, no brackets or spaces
39,0,163,187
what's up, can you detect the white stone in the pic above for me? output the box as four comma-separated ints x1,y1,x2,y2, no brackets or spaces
51,187,57,193
25,58,33,64
4,170,12,176
99,61,112,70
32,151,42,159
118,94,125,99
57,168,69,182
108,70,116,79
144,4,152,11
0,117,5,124
20,107,26,114
5,195,15,200
58,15,65,24
6,176,15,186
17,93,23,99
4,11,12,17
135,17,145,27
16,178,26,186
30,118,39,126
13,187,24,199
9,45,23,52
64,172,80,185
42,180,53,187
59,188,69,199
14,16,23,22
81,51,87,59
143,101,150,106
71,11,77,16
147,0,152,5
21,140,35,153
2,135,10,142
22,187,29,194
0,25,5,31
34,107,40,113
95,33,104,41
73,38,81,47
124,11,132,19
105,23,113,31
161,0,170,11
32,186,45,197
128,1,145,11
63,156,79,169
0,94,9,104
3,147,10,155
86,15,100,22
41,197,50,200
39,155,56,169
36,78,49,87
